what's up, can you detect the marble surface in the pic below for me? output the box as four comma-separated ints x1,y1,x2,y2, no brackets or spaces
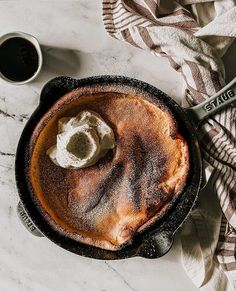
0,1,235,291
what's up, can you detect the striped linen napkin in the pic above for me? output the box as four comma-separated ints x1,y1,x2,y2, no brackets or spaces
102,0,236,290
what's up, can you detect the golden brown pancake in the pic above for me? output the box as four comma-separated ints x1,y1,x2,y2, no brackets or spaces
29,88,189,251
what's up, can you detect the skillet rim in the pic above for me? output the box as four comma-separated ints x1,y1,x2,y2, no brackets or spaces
15,75,202,259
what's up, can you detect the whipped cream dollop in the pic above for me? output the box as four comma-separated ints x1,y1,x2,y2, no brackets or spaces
47,110,115,169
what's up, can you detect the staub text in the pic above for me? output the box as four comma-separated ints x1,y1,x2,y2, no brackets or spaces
204,90,235,112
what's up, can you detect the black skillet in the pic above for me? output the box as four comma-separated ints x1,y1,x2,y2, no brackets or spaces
15,75,236,259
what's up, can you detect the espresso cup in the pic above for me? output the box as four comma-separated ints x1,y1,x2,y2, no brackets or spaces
0,32,43,84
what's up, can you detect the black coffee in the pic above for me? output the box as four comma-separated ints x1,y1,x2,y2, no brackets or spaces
0,37,39,82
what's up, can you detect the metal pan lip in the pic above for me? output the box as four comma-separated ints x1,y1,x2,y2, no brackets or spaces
15,75,202,259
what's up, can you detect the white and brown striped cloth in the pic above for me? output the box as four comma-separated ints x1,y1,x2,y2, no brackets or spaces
102,0,236,290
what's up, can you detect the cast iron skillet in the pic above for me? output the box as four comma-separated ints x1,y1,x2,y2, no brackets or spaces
15,75,236,259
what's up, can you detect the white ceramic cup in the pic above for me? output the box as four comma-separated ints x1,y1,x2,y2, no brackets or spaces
0,31,43,84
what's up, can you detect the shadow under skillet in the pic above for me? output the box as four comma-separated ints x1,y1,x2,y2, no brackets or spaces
223,39,236,83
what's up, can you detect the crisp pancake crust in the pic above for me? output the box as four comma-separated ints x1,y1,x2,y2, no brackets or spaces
29,90,189,250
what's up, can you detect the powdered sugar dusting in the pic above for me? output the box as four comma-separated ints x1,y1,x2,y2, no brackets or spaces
30,91,189,250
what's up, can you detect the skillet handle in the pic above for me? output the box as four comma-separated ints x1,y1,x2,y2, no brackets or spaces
17,201,43,237
137,231,174,259
185,77,236,128
40,76,77,105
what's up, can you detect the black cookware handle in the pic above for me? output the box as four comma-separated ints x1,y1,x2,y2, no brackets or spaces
17,201,43,237
137,231,174,258
185,77,236,128
40,76,78,105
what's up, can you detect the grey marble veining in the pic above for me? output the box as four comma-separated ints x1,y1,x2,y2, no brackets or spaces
1,1,235,291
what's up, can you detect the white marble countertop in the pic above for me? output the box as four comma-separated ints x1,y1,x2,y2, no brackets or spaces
0,1,235,291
